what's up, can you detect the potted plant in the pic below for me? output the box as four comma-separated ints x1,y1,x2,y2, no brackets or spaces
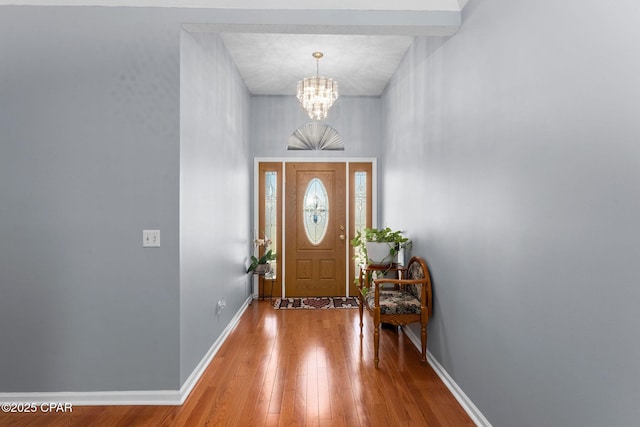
247,249,277,274
351,227,409,266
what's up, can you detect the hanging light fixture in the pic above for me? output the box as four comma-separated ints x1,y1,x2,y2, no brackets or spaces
296,52,339,121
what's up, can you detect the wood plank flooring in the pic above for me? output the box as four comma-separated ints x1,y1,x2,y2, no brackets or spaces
0,300,474,426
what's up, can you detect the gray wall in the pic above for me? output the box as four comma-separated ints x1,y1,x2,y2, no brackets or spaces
179,30,251,385
251,95,382,159
381,1,640,426
0,6,256,393
0,7,182,391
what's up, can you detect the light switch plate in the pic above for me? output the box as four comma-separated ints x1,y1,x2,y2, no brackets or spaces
143,230,160,247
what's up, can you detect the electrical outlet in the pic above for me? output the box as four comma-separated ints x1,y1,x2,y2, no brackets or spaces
143,230,160,247
217,298,226,315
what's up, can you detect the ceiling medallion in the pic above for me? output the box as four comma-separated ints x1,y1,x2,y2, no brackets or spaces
296,52,339,121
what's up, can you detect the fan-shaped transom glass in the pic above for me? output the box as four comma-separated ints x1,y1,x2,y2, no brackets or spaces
303,178,329,245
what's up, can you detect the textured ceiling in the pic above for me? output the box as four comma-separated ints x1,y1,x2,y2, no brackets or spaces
220,33,414,96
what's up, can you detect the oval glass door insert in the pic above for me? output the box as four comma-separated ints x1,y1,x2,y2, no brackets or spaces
303,178,329,245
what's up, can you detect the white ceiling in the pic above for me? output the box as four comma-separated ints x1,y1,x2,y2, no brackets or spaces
219,33,415,96
0,0,468,10
2,0,468,96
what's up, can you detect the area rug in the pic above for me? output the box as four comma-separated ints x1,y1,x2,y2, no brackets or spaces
273,297,359,309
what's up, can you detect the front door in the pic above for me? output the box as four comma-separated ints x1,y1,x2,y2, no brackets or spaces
285,162,346,297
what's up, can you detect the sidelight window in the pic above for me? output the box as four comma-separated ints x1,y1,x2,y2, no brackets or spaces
264,171,278,278
354,171,367,235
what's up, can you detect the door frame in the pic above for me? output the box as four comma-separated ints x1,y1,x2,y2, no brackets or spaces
253,157,377,298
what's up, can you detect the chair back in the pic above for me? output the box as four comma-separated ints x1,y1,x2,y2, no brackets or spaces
406,257,431,305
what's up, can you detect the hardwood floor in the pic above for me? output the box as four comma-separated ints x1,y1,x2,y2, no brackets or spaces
1,300,474,426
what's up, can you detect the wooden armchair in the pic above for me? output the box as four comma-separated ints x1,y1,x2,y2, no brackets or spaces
358,256,433,368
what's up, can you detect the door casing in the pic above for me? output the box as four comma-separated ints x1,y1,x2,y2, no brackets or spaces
253,158,377,298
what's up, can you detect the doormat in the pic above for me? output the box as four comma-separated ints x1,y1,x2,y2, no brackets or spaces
273,297,359,310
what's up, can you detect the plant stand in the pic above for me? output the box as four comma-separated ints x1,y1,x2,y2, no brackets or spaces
260,273,276,301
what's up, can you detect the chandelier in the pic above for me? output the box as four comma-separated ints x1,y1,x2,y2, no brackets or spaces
296,52,339,121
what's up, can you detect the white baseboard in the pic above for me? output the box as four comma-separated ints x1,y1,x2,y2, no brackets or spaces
402,326,492,427
0,389,182,406
0,296,252,407
178,296,251,404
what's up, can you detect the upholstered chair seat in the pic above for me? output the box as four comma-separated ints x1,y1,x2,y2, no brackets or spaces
364,289,422,315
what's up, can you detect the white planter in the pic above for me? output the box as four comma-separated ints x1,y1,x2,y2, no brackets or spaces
365,241,396,265
396,240,411,266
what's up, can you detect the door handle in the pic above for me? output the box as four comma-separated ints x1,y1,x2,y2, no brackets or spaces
339,234,345,241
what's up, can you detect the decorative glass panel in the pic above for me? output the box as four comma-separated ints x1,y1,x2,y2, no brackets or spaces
265,171,277,278
354,172,367,235
303,178,329,245
353,171,368,274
